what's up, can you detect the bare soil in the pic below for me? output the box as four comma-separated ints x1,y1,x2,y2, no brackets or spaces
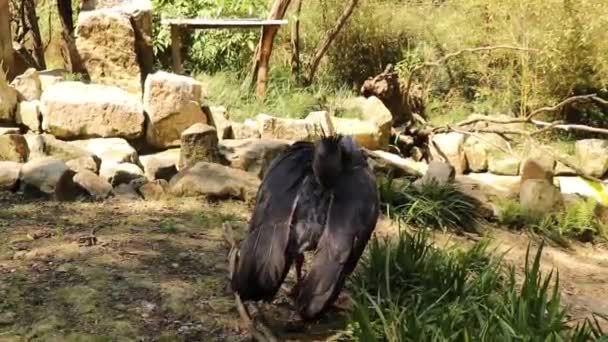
1,193,607,341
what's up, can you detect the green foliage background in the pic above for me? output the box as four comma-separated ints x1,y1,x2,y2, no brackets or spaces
151,0,608,126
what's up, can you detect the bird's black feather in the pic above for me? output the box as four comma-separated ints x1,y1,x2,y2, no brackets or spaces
231,141,314,301
295,137,380,320
232,135,379,318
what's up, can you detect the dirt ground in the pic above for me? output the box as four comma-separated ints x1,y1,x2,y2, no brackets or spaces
1,193,607,341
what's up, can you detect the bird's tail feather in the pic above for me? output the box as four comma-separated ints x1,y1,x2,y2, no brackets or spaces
231,224,292,302
295,238,350,320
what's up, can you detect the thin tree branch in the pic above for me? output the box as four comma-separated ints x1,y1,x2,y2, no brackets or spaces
526,94,596,119
303,0,359,86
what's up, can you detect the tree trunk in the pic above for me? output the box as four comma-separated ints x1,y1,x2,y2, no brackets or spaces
250,0,292,99
23,0,46,69
290,0,303,81
302,0,359,86
0,0,15,78
57,0,85,73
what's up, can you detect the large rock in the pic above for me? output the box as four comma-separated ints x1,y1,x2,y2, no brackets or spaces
20,158,70,196
457,173,520,199
41,82,144,139
332,117,388,150
66,155,102,174
520,179,563,215
359,96,392,148
521,158,553,183
488,155,520,176
68,137,138,164
305,111,335,136
575,139,608,178
144,71,207,148
0,161,21,191
232,120,261,139
0,134,29,162
80,0,154,81
257,114,320,142
76,10,142,94
38,69,67,92
25,134,95,163
204,106,233,140
219,139,290,178
16,100,41,132
73,170,113,200
169,162,260,201
463,134,509,172
10,68,42,101
137,179,168,200
415,161,455,187
431,133,467,174
139,149,179,181
0,74,18,123
100,161,144,186
557,177,608,206
303,106,391,150
179,123,222,170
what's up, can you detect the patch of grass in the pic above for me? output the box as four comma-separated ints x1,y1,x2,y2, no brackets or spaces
378,177,480,232
345,230,606,341
497,198,608,244
497,199,542,230
197,69,354,122
159,219,178,234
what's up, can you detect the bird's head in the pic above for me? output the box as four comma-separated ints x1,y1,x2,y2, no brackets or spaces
313,134,344,189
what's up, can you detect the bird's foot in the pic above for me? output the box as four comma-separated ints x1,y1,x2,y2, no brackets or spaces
283,312,307,334
331,292,354,311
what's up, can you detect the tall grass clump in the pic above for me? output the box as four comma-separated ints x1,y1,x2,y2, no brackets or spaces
378,177,480,232
345,230,606,341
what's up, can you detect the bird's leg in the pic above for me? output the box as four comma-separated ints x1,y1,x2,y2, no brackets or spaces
289,254,305,298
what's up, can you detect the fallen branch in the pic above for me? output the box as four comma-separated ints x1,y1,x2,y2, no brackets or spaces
405,45,536,97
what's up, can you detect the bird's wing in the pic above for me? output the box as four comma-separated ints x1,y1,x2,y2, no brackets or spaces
232,142,315,301
295,164,380,320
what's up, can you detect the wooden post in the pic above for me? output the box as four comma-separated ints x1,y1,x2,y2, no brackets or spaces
171,25,183,74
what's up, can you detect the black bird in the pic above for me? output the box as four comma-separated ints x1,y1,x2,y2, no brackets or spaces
231,133,380,321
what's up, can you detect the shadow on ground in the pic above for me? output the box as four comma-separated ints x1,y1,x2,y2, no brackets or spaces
0,194,347,342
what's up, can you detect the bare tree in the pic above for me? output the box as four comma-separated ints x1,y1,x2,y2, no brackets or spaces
23,0,46,69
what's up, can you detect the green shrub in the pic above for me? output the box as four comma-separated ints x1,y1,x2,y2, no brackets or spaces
379,177,480,232
345,230,606,341
152,0,267,75
497,199,542,230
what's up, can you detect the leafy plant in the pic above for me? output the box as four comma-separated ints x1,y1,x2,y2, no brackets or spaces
498,197,608,243
152,0,267,75
346,230,606,341
380,177,480,232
